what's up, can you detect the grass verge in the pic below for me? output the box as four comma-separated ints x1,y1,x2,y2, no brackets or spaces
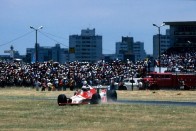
0,87,195,131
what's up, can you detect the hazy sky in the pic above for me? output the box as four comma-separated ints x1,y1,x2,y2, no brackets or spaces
0,0,196,55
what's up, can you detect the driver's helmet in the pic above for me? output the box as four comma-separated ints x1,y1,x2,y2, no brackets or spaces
82,81,89,91
83,80,87,85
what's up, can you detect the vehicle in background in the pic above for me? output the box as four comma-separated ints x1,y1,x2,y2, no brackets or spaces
139,72,196,90
117,78,141,90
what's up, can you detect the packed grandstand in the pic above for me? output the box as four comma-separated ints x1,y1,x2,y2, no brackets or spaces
0,46,195,90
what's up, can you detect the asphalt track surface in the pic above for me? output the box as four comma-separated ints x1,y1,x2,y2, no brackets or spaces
33,97,196,107
5,96,196,107
117,100,196,107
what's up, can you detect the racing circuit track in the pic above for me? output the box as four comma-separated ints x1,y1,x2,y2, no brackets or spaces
117,100,196,107
29,97,196,107
6,96,196,107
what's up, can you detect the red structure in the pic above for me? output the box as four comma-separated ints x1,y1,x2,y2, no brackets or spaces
140,72,196,90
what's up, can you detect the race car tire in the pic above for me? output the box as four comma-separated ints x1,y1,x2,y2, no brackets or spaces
90,93,101,104
57,94,67,106
107,90,117,102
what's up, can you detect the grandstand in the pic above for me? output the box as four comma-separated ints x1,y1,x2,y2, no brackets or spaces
159,21,196,73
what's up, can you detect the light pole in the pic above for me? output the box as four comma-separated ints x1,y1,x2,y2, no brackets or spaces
153,23,165,73
30,26,43,63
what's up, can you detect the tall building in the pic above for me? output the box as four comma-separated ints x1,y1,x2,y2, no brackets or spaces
116,36,134,61
133,41,146,62
153,29,170,59
116,37,134,54
26,44,69,63
69,28,102,62
115,36,146,62
122,36,134,54
164,21,196,47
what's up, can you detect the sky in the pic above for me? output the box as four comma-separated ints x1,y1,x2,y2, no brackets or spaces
0,0,196,55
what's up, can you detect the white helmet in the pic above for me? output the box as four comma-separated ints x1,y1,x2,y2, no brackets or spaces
83,81,87,85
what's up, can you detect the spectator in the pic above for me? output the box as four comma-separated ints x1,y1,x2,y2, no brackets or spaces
108,79,116,90
68,78,75,91
35,78,41,91
118,82,126,90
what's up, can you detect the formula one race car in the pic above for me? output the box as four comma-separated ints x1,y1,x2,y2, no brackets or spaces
57,86,117,106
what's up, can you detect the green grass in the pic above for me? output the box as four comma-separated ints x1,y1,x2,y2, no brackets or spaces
0,88,196,131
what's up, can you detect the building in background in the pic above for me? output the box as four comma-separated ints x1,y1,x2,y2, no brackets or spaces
115,36,146,62
116,36,134,62
133,41,146,62
26,44,69,63
153,21,196,59
69,28,102,62
153,29,171,59
164,21,196,47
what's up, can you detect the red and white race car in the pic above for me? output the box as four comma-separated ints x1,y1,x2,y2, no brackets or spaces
57,86,117,106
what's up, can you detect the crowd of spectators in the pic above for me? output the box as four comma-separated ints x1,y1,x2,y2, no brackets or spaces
0,47,195,90
160,47,196,73
0,59,148,90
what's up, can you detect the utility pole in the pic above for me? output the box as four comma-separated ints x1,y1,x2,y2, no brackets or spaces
30,26,43,63
153,23,165,73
